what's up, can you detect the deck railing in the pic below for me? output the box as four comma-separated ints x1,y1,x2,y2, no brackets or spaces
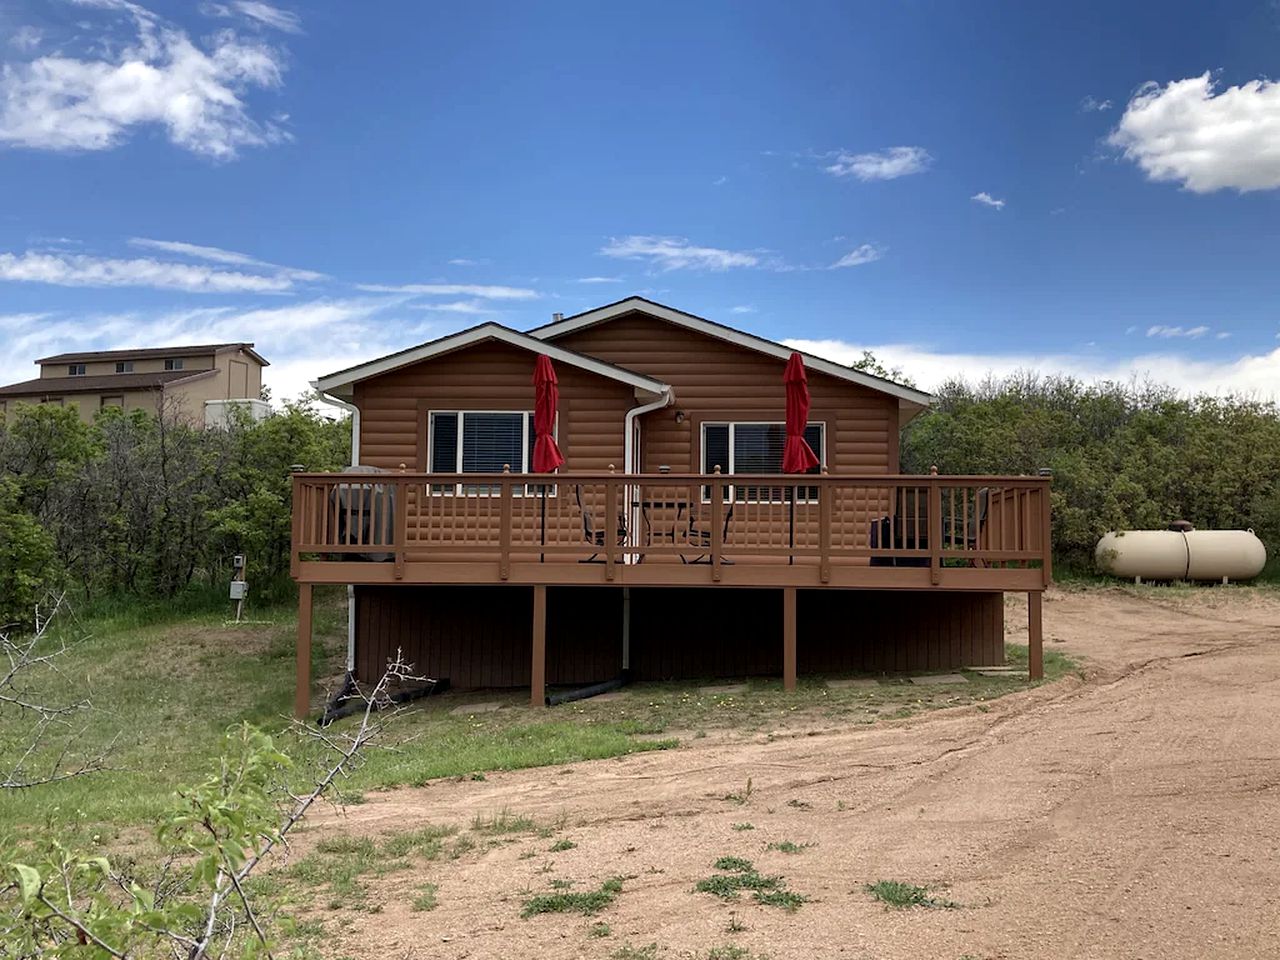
290,470,1051,588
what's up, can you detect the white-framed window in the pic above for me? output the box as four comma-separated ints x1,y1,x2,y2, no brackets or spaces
164,358,184,371
68,363,86,376
427,410,557,495
115,361,134,373
700,421,825,503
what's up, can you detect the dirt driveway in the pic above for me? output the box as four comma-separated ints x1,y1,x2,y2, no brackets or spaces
306,588,1280,960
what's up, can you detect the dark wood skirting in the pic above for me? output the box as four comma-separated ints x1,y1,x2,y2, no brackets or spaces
353,586,1004,688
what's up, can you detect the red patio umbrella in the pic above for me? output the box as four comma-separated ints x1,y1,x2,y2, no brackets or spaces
531,354,565,473
782,352,819,564
532,355,564,559
782,352,819,473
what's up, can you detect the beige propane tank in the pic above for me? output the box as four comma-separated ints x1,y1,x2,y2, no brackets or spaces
1096,529,1266,582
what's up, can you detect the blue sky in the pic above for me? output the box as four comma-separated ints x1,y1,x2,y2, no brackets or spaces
2,0,1280,399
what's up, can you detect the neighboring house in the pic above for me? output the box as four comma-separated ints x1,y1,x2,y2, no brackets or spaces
291,297,1051,716
0,343,270,426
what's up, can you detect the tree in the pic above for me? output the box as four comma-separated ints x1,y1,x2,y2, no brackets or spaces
0,479,56,629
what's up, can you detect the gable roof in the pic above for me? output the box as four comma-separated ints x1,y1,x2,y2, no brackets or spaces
0,369,216,398
37,342,268,367
312,322,670,401
530,296,934,414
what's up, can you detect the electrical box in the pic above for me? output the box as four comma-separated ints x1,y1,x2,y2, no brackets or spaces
232,554,246,570
229,581,249,601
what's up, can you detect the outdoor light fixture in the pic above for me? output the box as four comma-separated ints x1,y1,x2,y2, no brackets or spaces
675,410,686,424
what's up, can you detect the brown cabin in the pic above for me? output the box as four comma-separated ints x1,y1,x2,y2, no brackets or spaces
291,297,1050,716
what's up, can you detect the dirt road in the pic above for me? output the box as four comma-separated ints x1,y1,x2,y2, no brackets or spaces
308,588,1280,960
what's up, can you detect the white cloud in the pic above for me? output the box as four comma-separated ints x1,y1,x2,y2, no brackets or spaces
0,250,295,292
576,276,622,284
831,244,883,268
730,305,755,314
1147,324,1211,339
1080,95,1112,112
407,300,494,315
9,26,42,51
354,282,540,299
786,337,1280,398
971,191,1006,209
127,237,323,280
600,235,759,271
1108,72,1280,193
825,146,932,181
447,258,488,267
712,175,727,186
0,1,289,159
211,1,302,33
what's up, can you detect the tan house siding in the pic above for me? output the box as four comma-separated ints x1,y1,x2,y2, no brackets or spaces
352,339,636,472
41,354,215,379
549,311,899,475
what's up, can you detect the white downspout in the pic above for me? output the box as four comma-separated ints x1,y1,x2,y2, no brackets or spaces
622,386,672,565
315,390,360,673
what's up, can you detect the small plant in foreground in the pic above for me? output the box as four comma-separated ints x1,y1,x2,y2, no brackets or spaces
765,840,814,854
723,777,753,805
589,921,612,938
612,944,659,960
731,822,754,831
864,880,959,909
549,838,577,852
521,876,624,918
696,858,807,911
411,882,439,911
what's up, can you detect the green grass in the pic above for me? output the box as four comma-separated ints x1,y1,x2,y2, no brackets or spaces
864,880,959,910
549,838,577,852
521,876,624,918
589,921,612,938
471,808,537,835
731,822,754,832
713,856,755,873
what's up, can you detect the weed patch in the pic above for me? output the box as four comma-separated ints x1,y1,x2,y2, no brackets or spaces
765,840,813,854
864,880,959,909
696,858,807,911
522,876,624,918
410,882,438,912
611,945,659,960
472,808,536,835
549,838,577,852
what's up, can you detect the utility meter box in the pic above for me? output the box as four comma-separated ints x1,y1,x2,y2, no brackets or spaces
229,581,249,601
232,554,246,570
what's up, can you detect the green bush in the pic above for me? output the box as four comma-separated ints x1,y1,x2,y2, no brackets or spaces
902,374,1280,568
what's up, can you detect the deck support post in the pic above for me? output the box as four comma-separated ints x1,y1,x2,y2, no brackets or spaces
782,586,797,692
1027,590,1043,680
531,584,547,707
295,582,313,720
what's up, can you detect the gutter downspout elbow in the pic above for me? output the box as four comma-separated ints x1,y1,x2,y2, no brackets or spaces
624,386,673,475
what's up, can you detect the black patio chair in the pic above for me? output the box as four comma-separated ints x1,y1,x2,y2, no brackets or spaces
681,500,735,565
575,484,627,563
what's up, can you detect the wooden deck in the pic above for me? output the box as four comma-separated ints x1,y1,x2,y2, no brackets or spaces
289,471,1051,716
290,470,1052,591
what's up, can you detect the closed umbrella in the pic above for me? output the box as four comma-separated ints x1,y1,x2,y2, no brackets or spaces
532,355,564,558
782,352,819,563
